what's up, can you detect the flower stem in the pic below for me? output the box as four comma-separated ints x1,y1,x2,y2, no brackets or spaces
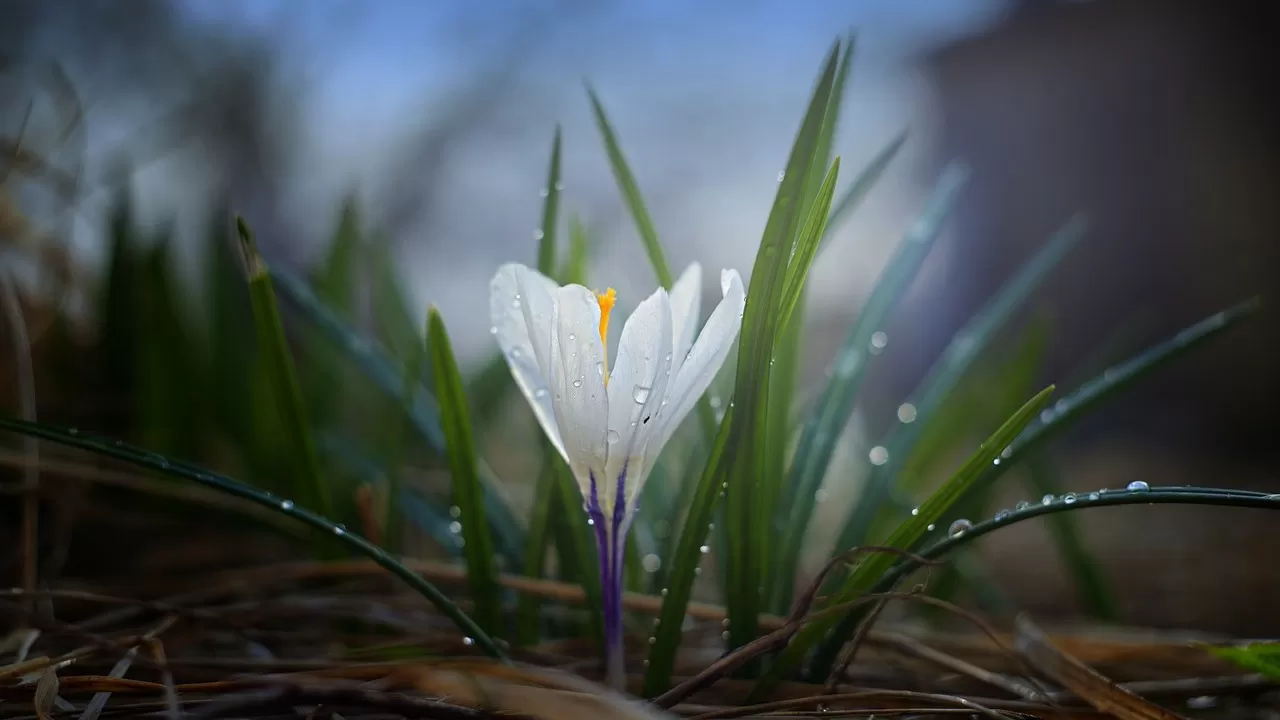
589,472,629,691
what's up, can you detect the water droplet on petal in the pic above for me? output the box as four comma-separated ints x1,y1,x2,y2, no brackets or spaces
572,377,583,388
607,430,620,444
512,295,521,308
567,332,576,341
1126,480,1150,492
534,387,548,399
596,361,604,376
948,519,972,537
489,326,498,335
633,385,652,403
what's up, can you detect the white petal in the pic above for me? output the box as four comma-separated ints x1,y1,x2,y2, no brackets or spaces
654,268,746,452
668,262,702,377
604,287,673,513
549,284,609,494
490,263,565,461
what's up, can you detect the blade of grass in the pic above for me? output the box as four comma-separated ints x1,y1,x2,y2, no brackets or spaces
537,126,563,274
586,88,672,288
560,213,590,286
427,306,502,637
777,158,840,329
0,417,506,660
643,404,735,697
268,267,526,566
815,130,908,256
833,215,1088,560
235,218,334,551
754,385,1055,694
516,460,560,645
722,41,842,661
769,163,968,612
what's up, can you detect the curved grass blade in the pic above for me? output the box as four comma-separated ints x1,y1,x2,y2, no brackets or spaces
754,385,1055,695
996,298,1260,468
427,306,502,637
643,404,734,697
769,163,968,612
866,485,1280,607
777,158,840,329
832,215,1089,561
723,41,843,659
267,267,525,566
586,87,672,288
0,417,506,660
236,218,334,543
1205,643,1280,679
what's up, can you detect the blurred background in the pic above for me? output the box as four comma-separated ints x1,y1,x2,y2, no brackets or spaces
2,0,1277,635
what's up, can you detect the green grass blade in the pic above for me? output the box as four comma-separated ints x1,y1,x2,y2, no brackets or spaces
236,218,334,537
755,385,1055,695
0,417,506,660
769,163,968,611
1000,298,1260,467
1024,453,1117,620
778,158,841,327
370,240,423,363
560,214,590,285
537,126,563,274
267,268,526,566
586,87,672,288
1205,644,1280,679
816,130,908,256
723,41,843,659
516,459,559,646
427,306,503,637
833,215,1088,557
643,404,735,697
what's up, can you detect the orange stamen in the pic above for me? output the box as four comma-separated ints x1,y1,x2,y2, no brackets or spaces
596,288,617,385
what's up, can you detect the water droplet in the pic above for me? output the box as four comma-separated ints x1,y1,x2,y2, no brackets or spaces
607,430,620,444
926,523,936,532
489,325,498,335
776,170,786,182
572,378,583,388
1053,399,1068,414
910,506,920,516
555,181,565,191
1041,494,1054,505
334,525,346,536
1015,501,1030,511
449,521,462,534
450,505,462,518
280,500,294,510
994,509,1010,522
665,352,672,363
532,229,545,241
699,544,710,554
1040,409,1055,424
642,554,661,572
869,331,888,354
463,636,475,646
709,395,722,409
633,385,652,403
539,187,549,198
567,332,576,341
512,295,522,308
648,636,657,645
1088,491,1100,501
721,630,731,640
694,567,702,576
534,387,548,399
595,361,604,376
869,446,889,465
1000,446,1013,459
897,403,918,423
992,458,1001,466
660,588,669,597
948,519,972,537
815,489,828,502
1126,480,1150,492
586,517,595,526
1063,493,1077,504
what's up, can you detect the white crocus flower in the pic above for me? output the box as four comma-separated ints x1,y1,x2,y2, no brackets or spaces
489,261,745,688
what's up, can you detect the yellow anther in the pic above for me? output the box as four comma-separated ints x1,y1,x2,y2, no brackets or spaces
596,288,616,385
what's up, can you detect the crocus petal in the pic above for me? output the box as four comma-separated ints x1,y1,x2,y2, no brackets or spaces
490,263,565,462
653,268,746,454
668,262,702,377
548,284,609,493
604,287,673,513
